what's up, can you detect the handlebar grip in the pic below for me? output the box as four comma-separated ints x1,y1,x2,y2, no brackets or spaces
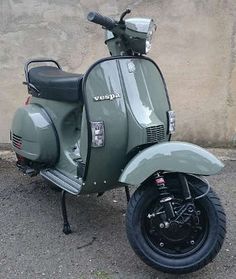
87,11,116,30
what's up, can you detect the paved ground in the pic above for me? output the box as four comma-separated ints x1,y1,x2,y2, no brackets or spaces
0,150,235,279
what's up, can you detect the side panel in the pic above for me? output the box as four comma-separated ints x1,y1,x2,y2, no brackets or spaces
11,104,58,163
30,97,83,176
119,141,224,185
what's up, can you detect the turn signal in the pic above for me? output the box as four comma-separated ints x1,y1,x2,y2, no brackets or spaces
91,121,105,147
167,110,176,134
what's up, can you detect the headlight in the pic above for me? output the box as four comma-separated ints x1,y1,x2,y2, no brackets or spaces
145,22,156,53
125,18,156,55
167,110,176,134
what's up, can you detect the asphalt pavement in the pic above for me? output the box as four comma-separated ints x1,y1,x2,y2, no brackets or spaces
0,150,235,279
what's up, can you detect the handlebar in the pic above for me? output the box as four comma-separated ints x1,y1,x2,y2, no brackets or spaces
87,11,116,30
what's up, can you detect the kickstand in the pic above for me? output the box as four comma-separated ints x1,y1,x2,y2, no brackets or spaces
125,186,130,203
61,190,72,235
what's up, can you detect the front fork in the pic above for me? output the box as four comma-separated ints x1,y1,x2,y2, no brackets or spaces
154,172,194,220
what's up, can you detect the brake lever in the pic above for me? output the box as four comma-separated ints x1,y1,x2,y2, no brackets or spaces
119,9,131,23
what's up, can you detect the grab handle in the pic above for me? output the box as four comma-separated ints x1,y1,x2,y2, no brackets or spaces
24,58,61,83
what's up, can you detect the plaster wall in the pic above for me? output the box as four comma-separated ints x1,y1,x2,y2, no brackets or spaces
0,0,236,146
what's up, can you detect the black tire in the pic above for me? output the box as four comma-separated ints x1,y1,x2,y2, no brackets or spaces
126,179,226,274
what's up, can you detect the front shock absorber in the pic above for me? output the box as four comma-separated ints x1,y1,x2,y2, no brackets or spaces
155,173,175,220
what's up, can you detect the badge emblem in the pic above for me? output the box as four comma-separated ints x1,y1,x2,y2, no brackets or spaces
127,61,136,73
93,93,121,102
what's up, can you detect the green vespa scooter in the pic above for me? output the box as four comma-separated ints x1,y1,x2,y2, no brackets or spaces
11,10,226,274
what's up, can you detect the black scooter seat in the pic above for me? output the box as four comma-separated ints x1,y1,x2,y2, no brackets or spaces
29,66,83,102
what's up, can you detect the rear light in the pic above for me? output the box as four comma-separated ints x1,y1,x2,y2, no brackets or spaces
25,96,31,105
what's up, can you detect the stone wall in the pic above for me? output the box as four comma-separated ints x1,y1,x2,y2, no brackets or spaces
1,0,236,146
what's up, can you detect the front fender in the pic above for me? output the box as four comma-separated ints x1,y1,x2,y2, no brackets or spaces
119,141,224,185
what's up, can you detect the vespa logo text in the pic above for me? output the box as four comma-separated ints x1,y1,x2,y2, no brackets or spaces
93,93,121,102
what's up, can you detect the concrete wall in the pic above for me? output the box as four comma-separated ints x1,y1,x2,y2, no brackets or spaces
0,0,236,146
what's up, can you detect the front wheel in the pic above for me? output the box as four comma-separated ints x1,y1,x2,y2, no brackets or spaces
126,178,226,274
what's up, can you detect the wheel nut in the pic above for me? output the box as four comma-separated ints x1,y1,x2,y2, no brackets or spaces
159,223,164,229
159,242,164,247
190,240,195,245
197,210,201,215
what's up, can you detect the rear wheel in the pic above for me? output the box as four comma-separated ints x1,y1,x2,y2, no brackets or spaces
126,177,226,274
